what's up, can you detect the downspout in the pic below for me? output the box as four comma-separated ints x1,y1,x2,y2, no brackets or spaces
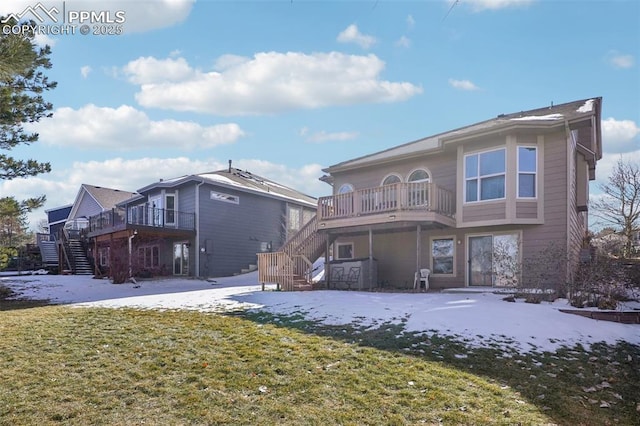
195,179,206,278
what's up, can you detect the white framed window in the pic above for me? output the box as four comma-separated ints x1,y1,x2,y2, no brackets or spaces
165,194,176,225
381,174,401,186
408,169,430,183
336,242,354,260
465,148,506,202
517,146,537,198
431,237,455,275
211,190,239,204
338,183,354,194
98,247,110,267
288,205,301,232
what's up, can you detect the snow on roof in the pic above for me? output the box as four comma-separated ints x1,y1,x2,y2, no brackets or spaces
510,113,564,121
576,99,595,113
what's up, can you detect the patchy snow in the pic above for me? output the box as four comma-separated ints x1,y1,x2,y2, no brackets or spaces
1,272,638,354
576,99,595,113
510,113,564,121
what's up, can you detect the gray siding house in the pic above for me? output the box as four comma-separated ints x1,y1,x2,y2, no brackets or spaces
84,167,316,279
259,98,602,291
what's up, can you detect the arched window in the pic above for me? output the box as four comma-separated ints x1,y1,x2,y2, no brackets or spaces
407,169,430,206
338,183,354,194
380,174,401,210
408,169,430,183
382,174,401,186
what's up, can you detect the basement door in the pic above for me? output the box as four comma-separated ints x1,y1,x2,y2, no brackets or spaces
173,242,190,276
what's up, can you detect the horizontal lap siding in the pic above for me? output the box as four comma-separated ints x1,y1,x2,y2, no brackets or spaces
332,150,457,193
516,202,538,219
462,202,507,222
521,132,568,259
198,184,285,277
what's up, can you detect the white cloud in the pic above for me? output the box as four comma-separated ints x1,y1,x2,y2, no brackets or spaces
337,24,377,49
29,104,245,150
396,36,411,48
606,51,635,69
591,150,640,195
448,78,480,91
122,56,195,84
304,130,359,144
406,15,415,29
80,65,91,78
0,0,194,33
601,117,640,153
126,53,422,116
2,157,328,230
33,33,56,47
461,0,534,11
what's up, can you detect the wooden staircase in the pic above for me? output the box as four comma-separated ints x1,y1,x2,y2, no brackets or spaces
258,215,330,291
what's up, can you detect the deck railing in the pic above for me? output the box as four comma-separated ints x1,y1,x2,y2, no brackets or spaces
318,182,454,221
88,206,195,233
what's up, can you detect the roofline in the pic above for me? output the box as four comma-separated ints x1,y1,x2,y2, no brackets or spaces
135,174,317,208
45,203,73,213
324,97,601,174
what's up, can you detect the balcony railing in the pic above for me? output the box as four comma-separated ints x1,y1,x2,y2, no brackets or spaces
88,206,196,233
318,182,455,221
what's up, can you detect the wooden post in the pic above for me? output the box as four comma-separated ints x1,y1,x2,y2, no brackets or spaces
416,224,422,291
368,228,373,291
325,235,331,289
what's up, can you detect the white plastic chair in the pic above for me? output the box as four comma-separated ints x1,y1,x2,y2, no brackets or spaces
414,268,430,291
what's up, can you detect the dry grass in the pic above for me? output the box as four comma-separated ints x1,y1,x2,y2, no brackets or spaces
0,303,637,425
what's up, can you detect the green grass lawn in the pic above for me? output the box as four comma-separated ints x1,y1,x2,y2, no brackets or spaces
0,305,637,425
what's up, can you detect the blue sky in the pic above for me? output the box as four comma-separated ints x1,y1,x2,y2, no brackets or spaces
1,0,639,229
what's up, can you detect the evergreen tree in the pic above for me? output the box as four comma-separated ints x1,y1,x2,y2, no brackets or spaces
0,17,57,180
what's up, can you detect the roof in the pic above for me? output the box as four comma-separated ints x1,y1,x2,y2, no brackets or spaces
68,184,139,220
82,184,139,209
136,167,317,208
324,97,602,173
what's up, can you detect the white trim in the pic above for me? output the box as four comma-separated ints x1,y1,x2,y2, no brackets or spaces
463,148,507,204
336,241,354,260
429,235,456,277
407,167,431,183
465,230,522,287
380,173,402,186
516,145,538,199
337,183,354,194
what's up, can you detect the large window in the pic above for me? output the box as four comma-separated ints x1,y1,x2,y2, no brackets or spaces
432,238,454,275
465,148,506,202
517,146,537,198
336,242,354,260
138,246,159,269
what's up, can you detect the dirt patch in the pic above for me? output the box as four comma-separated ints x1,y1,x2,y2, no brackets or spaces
0,284,52,311
559,309,640,324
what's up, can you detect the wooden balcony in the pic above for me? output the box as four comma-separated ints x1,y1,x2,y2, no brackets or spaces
85,206,196,238
317,182,456,231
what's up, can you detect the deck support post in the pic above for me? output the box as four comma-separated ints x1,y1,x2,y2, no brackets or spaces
368,228,373,290
416,224,422,291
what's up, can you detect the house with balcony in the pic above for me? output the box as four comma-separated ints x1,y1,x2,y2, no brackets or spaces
81,166,316,280
259,98,602,291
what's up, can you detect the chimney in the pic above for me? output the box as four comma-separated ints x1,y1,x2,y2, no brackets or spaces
228,159,232,173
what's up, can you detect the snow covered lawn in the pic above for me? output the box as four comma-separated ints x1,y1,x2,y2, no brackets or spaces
2,272,638,354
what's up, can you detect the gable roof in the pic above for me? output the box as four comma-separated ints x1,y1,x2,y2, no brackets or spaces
324,97,602,174
136,167,317,208
68,184,139,220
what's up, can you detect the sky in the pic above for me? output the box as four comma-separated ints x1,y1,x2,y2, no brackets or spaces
2,271,638,353
0,0,639,230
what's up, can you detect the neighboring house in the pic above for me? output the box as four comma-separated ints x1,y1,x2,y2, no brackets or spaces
44,204,72,239
260,98,602,291
82,167,316,279
48,184,139,274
